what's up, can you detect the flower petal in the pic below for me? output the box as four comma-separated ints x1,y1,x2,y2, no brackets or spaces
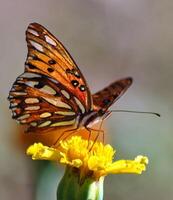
105,156,148,175
26,143,60,160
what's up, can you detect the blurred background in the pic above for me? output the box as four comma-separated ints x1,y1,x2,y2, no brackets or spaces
0,0,173,199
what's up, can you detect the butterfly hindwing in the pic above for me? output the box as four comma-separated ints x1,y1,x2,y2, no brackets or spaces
92,77,132,111
9,72,81,131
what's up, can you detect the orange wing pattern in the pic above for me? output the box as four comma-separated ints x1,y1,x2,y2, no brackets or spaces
9,73,81,132
25,23,92,111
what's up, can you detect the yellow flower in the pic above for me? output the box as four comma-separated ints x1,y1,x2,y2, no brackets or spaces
27,142,61,161
27,136,148,180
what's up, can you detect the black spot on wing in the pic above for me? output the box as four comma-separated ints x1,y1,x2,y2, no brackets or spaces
79,85,86,92
47,67,54,73
66,68,71,73
66,68,81,79
72,69,80,78
48,59,56,65
34,81,45,89
27,63,37,69
71,80,79,87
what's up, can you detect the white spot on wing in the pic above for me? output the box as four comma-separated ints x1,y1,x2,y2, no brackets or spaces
25,81,39,88
20,72,41,78
16,77,24,81
42,97,71,109
30,40,43,52
38,121,51,127
16,80,24,84
8,95,13,99
12,112,17,117
48,77,59,84
21,120,27,123
45,35,56,46
29,24,35,29
40,85,56,95
74,97,85,114
61,90,70,99
27,56,33,60
10,92,27,96
25,106,40,111
17,114,30,120
40,112,52,118
28,28,39,36
25,98,39,104
51,119,75,127
30,122,37,127
10,102,18,107
10,88,16,92
54,111,75,116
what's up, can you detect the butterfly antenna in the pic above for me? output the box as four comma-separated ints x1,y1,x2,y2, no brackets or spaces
110,110,161,117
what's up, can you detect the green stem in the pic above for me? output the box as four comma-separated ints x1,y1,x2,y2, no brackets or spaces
57,167,104,200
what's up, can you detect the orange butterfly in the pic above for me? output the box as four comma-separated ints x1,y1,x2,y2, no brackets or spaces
8,23,132,142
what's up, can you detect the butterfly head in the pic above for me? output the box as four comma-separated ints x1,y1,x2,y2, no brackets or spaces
97,109,107,117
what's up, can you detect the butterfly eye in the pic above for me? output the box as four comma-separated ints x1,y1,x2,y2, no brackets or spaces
98,109,105,116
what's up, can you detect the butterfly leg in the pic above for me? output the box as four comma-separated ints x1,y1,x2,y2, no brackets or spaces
52,125,80,147
85,126,104,151
59,128,80,143
85,111,111,150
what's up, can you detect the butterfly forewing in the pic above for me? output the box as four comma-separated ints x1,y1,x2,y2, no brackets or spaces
92,77,133,111
25,23,92,112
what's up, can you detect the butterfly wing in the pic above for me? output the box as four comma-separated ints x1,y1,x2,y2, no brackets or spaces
8,23,92,132
9,73,81,132
92,77,132,111
25,23,92,111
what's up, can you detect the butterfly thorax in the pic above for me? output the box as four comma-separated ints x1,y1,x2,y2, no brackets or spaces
79,108,108,128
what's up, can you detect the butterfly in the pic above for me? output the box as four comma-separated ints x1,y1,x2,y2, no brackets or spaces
8,23,132,142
